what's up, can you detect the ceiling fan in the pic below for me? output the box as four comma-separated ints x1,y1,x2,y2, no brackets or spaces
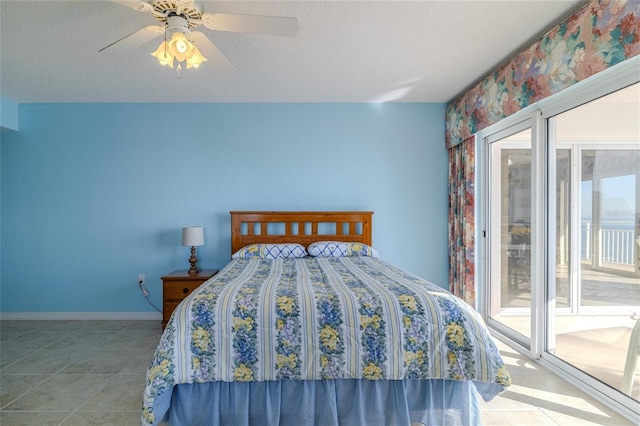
99,0,299,75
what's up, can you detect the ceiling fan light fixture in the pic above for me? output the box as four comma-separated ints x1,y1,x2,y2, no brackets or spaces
151,41,174,67
102,2,299,77
153,28,208,72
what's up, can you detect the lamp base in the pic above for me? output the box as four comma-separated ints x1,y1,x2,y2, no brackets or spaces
188,246,200,276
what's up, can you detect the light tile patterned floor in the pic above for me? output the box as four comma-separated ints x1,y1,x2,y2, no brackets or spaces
482,340,634,425
0,320,634,425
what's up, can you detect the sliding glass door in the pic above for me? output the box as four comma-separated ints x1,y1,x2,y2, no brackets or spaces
481,77,639,417
486,123,532,346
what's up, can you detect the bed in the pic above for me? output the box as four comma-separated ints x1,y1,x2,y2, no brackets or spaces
142,211,510,426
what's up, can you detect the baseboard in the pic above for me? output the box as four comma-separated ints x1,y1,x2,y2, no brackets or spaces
0,312,162,320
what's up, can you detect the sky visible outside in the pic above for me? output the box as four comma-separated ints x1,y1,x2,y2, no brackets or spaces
581,175,636,223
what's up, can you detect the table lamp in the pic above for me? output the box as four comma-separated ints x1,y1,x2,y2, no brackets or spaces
182,226,204,276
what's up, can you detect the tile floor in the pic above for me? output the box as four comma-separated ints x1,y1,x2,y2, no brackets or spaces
481,339,635,425
0,320,635,425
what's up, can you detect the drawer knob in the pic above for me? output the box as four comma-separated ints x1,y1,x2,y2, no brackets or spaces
183,288,189,294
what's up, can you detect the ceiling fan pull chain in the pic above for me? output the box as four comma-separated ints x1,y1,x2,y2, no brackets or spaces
176,63,182,79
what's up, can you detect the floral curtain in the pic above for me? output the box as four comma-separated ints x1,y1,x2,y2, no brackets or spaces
445,0,640,149
448,136,475,305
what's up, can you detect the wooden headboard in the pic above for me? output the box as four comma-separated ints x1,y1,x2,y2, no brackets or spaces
230,211,373,254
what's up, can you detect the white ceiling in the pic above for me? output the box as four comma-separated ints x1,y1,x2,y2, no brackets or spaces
0,0,588,104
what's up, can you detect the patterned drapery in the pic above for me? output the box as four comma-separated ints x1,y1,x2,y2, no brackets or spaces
445,0,640,149
448,136,476,305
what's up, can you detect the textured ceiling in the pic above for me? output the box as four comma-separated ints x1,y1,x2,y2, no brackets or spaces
0,0,587,104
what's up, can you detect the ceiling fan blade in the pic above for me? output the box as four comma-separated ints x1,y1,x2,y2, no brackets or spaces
174,0,195,16
110,1,166,20
190,31,235,75
200,13,299,37
99,25,164,54
110,0,154,13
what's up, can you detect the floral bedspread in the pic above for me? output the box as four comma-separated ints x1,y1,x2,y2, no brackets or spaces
142,257,510,425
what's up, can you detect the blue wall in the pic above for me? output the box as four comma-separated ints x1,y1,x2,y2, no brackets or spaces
1,97,19,130
1,103,448,313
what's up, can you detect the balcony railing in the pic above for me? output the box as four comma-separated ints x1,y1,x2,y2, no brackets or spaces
581,221,636,266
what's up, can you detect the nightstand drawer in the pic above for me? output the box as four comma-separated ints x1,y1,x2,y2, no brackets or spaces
163,281,203,300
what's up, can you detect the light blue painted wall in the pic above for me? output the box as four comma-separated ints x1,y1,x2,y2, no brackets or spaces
0,97,19,130
1,103,448,313
0,129,2,291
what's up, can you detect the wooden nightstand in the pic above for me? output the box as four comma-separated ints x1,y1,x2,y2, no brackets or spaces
161,269,218,329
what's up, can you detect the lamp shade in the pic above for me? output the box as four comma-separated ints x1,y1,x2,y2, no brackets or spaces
168,32,194,62
186,45,207,69
182,226,204,246
151,41,174,68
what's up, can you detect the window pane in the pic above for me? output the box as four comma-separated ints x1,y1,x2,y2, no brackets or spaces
489,129,532,341
555,149,571,309
550,83,640,401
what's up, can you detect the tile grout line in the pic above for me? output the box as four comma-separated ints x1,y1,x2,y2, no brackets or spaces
1,328,76,370
55,375,115,426
1,328,80,411
0,327,109,415
0,374,53,411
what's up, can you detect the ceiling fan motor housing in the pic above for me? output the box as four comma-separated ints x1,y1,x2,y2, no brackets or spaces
167,15,190,35
151,0,202,29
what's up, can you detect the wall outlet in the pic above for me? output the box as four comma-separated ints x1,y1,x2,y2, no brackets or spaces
138,274,145,285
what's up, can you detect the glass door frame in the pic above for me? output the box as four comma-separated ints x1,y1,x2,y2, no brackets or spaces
484,118,539,351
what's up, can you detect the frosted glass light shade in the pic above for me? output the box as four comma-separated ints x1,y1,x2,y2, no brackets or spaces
168,32,193,62
186,45,207,69
151,41,174,67
152,31,207,71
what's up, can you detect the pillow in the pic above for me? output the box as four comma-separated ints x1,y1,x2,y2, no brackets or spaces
307,241,379,258
232,243,308,259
